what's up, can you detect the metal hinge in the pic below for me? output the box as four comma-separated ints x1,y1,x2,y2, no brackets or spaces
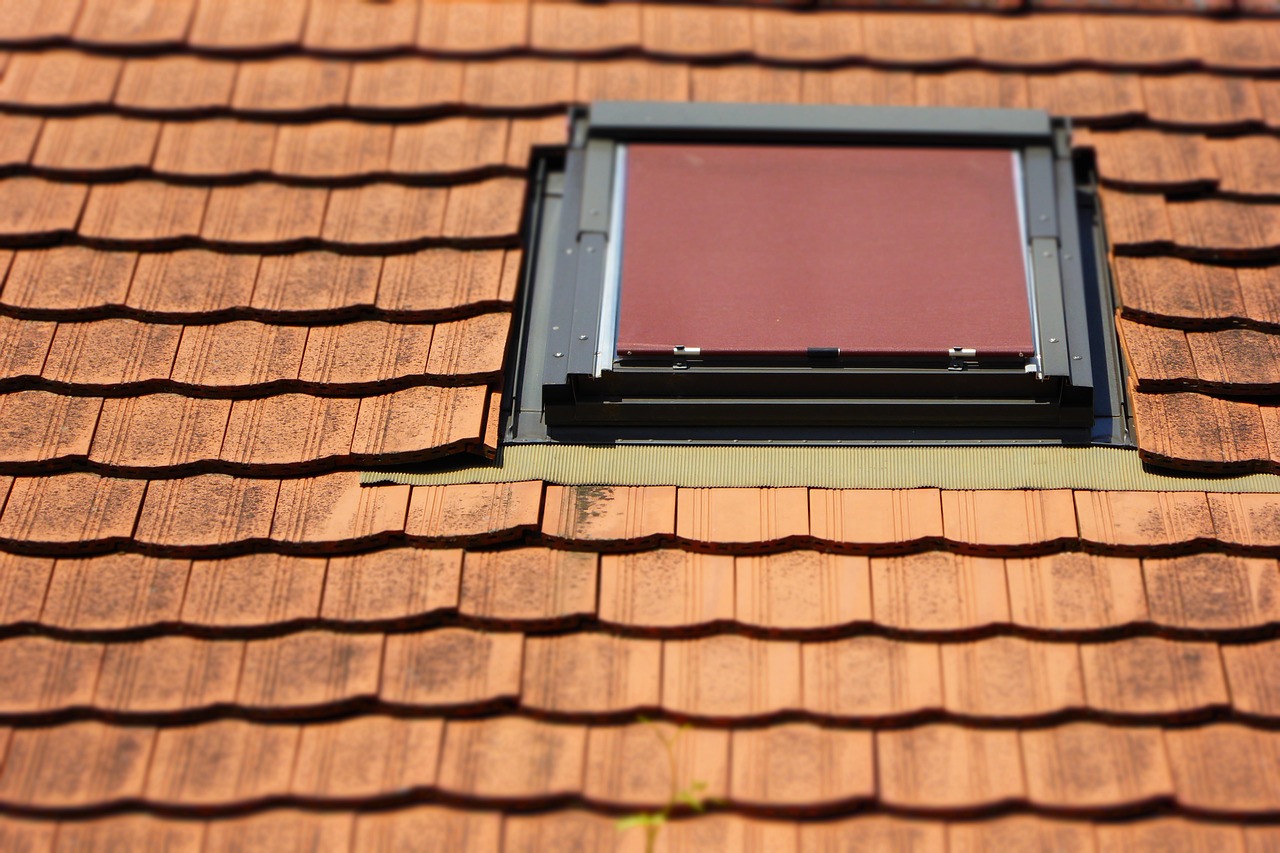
948,347,978,371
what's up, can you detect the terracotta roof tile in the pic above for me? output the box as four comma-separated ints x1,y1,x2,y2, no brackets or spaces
80,181,209,245
941,489,1077,552
0,114,41,169
0,636,104,714
114,56,238,113
145,719,297,806
292,717,441,798
530,3,642,55
863,13,976,64
219,394,357,468
347,57,465,114
135,473,279,551
877,725,1024,810
90,393,231,470
376,248,514,315
205,810,354,852
437,716,586,800
0,554,53,625
0,391,101,465
237,630,382,710
803,637,942,718
641,6,752,58
461,59,576,109
1195,21,1280,71
153,119,277,180
942,637,1084,718
416,0,529,55
1143,554,1280,630
1005,553,1149,631
1099,188,1174,250
502,811,616,853
1166,725,1280,813
690,66,804,103
442,179,526,240
299,320,430,385
949,816,1094,852
302,0,420,55
183,553,324,628
752,9,863,63
802,67,915,107
871,552,1008,631
583,721,729,809
736,551,871,631
0,317,55,380
1080,637,1229,716
1237,267,1280,327
576,59,689,102
53,815,204,852
1143,75,1263,129
1085,130,1218,192
1259,80,1280,129
1025,71,1145,123
355,806,502,853
1131,392,1270,471
405,481,543,543
319,547,460,624
662,635,801,720
505,115,567,167
0,177,87,241
541,484,676,544
94,635,243,714
202,183,327,247
1222,640,1280,718
970,16,1085,66
186,0,309,53
457,547,596,622
273,120,392,180
0,0,82,43
253,251,379,314
41,553,188,631
597,550,735,631
232,57,352,115
73,0,196,48
1074,491,1214,551
169,320,306,388
0,818,60,850
803,817,945,853
1022,723,1173,809
809,488,943,550
381,628,521,709
731,724,875,810
322,183,446,248
1096,819,1248,853
675,487,809,548
0,473,145,550
1207,493,1280,549
389,117,509,177
2,246,135,313
1209,136,1280,197
1112,256,1246,325
33,115,162,176
128,247,261,317
271,473,409,548
1166,199,1280,258
0,51,123,109
1079,16,1196,66
522,633,661,715
0,722,154,808
914,70,1029,110
349,385,488,460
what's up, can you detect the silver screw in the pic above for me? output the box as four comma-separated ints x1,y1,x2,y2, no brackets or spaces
1073,355,1082,360
578,335,588,340
1049,337,1059,343
554,352,564,358
565,248,573,255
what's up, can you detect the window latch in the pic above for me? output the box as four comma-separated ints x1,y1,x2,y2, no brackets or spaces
948,347,978,371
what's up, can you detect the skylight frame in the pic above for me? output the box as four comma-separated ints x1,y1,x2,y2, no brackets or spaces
506,102,1130,447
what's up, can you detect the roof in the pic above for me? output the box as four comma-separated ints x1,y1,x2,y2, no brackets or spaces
1,0,1280,848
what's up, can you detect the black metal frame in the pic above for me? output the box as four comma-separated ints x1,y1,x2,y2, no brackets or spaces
506,102,1131,447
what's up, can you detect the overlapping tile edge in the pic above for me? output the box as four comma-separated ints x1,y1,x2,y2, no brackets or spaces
0,2,1279,846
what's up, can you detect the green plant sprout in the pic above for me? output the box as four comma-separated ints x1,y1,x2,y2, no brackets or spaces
615,717,715,853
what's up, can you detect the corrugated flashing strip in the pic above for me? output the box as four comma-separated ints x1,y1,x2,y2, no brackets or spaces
361,445,1280,492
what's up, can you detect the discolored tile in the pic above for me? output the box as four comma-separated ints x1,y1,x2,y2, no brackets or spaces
441,179,526,240
0,318,56,381
406,481,543,543
202,183,328,247
42,553,189,631
1222,640,1280,717
253,251,381,314
321,547,461,623
181,553,325,628
146,719,298,806
522,633,661,715
583,721,729,810
1133,393,1271,471
0,636,104,714
0,722,154,808
1005,553,1149,631
0,474,145,547
736,551,871,630
1208,493,1280,549
300,321,431,385
1074,491,1214,550
731,724,875,810
877,725,1025,810
80,181,209,244
382,628,521,709
1111,256,1245,324
220,395,358,467
1081,637,1229,716
437,717,586,800
1143,75,1263,128
2,246,137,312
598,550,733,631
541,485,676,544
662,635,801,720
803,637,942,719
90,394,232,469
376,248,511,314
1026,71,1146,122
1086,129,1218,191
870,552,1009,631
95,635,244,714
458,547,596,622
291,717,442,799
322,183,448,247
271,472,410,546
237,631,383,710
942,637,1084,718
1022,723,1174,809
1166,725,1280,813
1143,554,1280,630
135,475,279,551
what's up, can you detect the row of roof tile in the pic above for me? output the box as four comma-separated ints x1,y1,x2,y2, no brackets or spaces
1,548,1274,638
0,715,1276,816
5,478,1280,555
4,53,1280,128
0,176,525,249
2,811,1277,853
1,4,1276,64
0,628,1276,722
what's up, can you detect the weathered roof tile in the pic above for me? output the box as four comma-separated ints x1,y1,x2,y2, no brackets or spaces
182,553,324,629
457,547,596,622
0,553,53,626
270,473,409,548
95,635,244,714
381,628,521,709
541,484,676,544
803,637,942,718
1022,724,1174,808
1143,554,1280,630
232,57,352,115
871,552,1008,631
41,553,188,631
322,183,448,247
583,721,728,810
73,0,196,48
0,473,145,549
942,637,1084,718
1080,637,1230,716
202,183,327,247
1005,553,1149,631
437,717,586,800
0,177,87,240
90,394,232,470
662,635,801,719
135,474,279,551
1074,491,1214,550
0,391,101,464
0,722,154,808
877,725,1024,810
736,551,871,630
127,250,258,317
33,115,162,176
273,120,392,179
170,320,306,388
597,550,735,630
302,0,420,55
405,481,543,543
115,56,238,113
320,547,460,623
1166,725,1280,813
522,633,661,715
0,636,104,714
292,717,440,799
145,719,297,806
1222,640,1280,718
80,181,209,245
219,394,357,468
237,630,383,710
730,724,876,809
